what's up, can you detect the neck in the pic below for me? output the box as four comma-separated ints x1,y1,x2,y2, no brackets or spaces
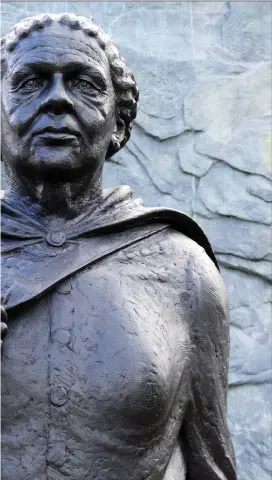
4,171,103,230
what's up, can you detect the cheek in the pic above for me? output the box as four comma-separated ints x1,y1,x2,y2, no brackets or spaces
3,93,39,134
77,97,115,135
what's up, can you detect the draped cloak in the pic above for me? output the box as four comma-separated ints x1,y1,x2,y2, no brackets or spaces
1,185,218,311
1,186,236,480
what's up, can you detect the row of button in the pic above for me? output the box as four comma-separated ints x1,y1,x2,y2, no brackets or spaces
47,233,70,409
50,328,70,406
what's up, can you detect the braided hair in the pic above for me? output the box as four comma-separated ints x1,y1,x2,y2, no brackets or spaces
1,13,139,157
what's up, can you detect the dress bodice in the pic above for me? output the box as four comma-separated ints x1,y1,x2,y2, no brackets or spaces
1,228,194,480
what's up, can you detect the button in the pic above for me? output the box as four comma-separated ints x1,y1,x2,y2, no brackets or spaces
46,447,66,467
49,386,68,406
46,232,66,247
52,328,71,346
57,281,72,294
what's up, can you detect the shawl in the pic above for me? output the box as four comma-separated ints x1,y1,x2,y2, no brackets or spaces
1,186,219,311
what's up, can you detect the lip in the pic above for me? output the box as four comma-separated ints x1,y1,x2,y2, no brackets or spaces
33,127,80,138
37,132,78,140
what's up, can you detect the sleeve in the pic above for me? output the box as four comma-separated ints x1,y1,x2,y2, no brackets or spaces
180,251,237,480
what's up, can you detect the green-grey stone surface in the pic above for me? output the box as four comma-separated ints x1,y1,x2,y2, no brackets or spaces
1,3,271,479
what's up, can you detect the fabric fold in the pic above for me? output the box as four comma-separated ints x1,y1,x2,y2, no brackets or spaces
1,185,219,311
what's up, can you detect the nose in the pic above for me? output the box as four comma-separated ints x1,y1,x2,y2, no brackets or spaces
39,73,74,114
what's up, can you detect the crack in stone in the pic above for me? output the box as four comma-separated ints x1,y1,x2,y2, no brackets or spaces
220,1,232,44
218,258,272,283
194,143,272,181
228,378,271,389
125,143,174,199
134,118,191,143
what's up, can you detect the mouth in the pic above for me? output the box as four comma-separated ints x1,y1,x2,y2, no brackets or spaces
33,127,80,144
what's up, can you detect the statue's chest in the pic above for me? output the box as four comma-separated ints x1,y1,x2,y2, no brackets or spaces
2,251,192,435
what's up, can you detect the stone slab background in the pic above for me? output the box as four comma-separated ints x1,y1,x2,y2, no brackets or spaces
1,2,271,479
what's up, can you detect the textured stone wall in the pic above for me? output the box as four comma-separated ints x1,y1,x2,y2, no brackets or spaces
1,2,271,479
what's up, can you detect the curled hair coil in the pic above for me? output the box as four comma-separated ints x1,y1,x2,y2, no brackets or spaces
59,15,71,26
35,22,44,31
6,41,16,52
41,15,53,26
17,29,29,39
70,20,81,30
82,27,97,37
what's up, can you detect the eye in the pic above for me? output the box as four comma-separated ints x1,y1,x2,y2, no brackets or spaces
72,79,96,93
20,77,44,90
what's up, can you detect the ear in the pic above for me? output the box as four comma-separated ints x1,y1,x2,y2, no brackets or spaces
106,118,126,160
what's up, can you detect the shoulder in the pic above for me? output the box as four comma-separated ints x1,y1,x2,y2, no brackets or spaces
150,227,230,389
152,226,227,312
150,226,219,274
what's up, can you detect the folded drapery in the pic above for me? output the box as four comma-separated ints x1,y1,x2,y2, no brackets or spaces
1,185,219,311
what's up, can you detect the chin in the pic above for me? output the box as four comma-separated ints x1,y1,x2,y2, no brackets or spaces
27,147,84,180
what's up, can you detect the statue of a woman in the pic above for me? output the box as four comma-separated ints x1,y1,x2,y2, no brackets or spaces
1,13,236,479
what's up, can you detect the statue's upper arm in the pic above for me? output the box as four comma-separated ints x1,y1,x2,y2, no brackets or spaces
170,232,236,479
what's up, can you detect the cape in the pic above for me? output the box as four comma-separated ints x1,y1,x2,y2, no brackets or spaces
1,186,219,312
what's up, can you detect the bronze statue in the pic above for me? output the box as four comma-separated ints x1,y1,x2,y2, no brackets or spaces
1,13,236,479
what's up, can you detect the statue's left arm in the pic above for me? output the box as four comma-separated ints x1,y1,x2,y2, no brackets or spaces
180,249,237,480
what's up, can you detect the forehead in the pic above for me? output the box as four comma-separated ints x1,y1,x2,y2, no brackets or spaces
6,23,109,75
